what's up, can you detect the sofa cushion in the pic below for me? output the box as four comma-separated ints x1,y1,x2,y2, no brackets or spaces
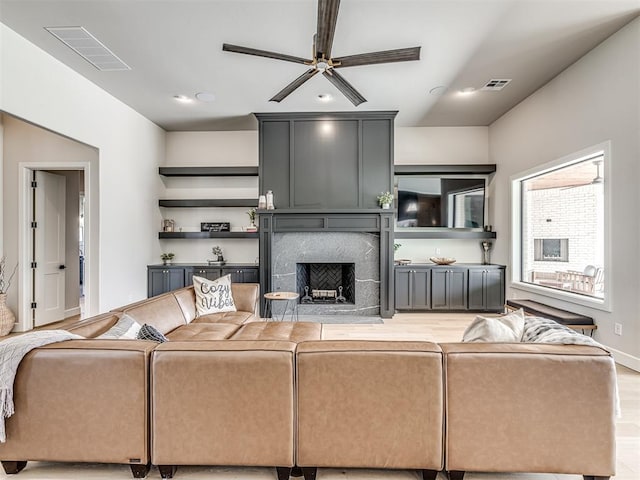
136,324,168,343
96,314,141,339
192,275,236,316
462,309,525,343
122,293,187,335
231,321,321,342
190,310,255,325
165,323,240,341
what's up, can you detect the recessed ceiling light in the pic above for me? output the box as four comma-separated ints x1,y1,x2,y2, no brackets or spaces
458,87,477,96
317,94,333,103
195,92,216,102
173,95,193,103
429,86,448,96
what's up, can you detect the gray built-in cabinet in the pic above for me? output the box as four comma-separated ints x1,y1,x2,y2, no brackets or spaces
147,264,259,297
256,112,396,209
395,264,505,312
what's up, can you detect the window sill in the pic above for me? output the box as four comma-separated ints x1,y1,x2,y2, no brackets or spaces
510,281,610,313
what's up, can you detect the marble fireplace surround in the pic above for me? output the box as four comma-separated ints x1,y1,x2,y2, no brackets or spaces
258,210,395,318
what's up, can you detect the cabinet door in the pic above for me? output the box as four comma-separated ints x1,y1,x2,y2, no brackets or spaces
148,268,167,297
430,269,449,310
467,269,486,310
240,267,259,283
395,269,412,310
448,269,468,310
148,267,185,297
431,269,467,310
186,267,222,286
484,269,505,311
166,268,185,292
412,269,430,309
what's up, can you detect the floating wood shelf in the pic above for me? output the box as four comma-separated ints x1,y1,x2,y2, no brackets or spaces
159,166,259,177
159,199,258,208
394,230,497,239
159,231,259,239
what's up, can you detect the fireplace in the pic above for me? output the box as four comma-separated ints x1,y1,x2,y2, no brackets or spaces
258,211,395,317
296,262,355,304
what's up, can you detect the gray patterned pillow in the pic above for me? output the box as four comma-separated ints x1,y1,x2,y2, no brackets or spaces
523,316,603,348
136,324,168,343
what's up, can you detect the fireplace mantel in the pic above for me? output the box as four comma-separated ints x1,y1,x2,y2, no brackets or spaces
258,211,395,317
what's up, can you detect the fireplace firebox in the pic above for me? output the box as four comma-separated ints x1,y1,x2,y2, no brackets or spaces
296,263,355,304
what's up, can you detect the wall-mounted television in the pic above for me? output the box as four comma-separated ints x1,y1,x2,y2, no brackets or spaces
396,176,487,229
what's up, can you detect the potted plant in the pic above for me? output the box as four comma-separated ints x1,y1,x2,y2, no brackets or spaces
246,208,258,231
0,256,18,336
377,191,394,209
160,252,175,265
211,245,224,262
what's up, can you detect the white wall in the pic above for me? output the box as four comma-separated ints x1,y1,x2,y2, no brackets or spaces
0,23,166,315
394,126,493,264
489,18,640,369
163,132,259,264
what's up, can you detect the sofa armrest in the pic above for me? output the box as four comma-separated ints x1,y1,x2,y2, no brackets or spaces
0,340,156,466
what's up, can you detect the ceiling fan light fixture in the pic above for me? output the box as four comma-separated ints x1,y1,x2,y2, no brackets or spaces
195,92,216,102
173,95,193,103
459,87,477,96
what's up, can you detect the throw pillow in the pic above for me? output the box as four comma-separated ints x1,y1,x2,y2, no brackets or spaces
136,324,168,343
192,274,237,317
96,313,141,339
522,316,603,348
462,308,525,342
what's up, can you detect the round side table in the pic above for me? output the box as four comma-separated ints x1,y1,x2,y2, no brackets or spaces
263,291,299,322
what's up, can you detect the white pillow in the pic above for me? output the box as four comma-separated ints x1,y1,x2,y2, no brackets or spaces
96,313,142,339
192,274,237,317
462,308,525,343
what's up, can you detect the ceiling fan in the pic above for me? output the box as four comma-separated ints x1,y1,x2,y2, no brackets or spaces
222,0,421,106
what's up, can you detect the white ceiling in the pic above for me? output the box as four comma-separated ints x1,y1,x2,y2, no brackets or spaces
1,0,638,131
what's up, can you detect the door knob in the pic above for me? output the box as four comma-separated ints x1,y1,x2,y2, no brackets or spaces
59,265,66,270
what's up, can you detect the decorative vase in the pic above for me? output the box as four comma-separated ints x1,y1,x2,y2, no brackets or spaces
382,203,391,209
0,293,16,336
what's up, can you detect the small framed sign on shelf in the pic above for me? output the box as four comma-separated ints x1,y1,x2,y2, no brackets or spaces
201,222,230,232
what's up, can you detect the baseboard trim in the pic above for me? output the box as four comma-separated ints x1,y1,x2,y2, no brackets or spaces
607,346,640,372
64,307,81,319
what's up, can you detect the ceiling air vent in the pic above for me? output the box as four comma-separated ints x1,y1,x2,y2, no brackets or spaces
481,79,511,91
45,26,131,71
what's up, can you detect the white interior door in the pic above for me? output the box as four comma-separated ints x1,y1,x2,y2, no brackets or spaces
34,171,66,327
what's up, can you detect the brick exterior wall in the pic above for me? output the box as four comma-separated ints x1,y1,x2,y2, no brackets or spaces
523,183,604,281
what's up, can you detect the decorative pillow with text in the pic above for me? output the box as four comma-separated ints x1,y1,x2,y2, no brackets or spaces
192,274,237,317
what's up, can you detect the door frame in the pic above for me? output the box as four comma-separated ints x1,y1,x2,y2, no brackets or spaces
18,162,93,331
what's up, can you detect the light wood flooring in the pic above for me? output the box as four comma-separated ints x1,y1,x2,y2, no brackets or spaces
1,312,638,480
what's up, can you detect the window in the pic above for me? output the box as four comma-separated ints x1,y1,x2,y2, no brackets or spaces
511,143,609,309
534,238,569,262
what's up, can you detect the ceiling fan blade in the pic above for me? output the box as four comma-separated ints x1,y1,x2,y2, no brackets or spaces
316,0,340,59
223,43,310,65
333,46,421,68
270,68,319,102
322,69,366,106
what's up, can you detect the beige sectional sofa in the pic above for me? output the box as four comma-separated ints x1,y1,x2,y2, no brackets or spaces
0,283,617,480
